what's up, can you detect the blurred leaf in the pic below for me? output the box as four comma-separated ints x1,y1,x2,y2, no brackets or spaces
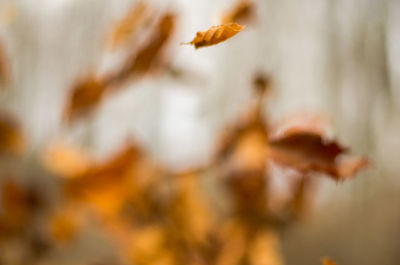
248,229,283,265
169,171,214,244
0,41,10,86
221,0,255,24
63,75,107,123
42,141,93,178
64,142,140,218
108,2,150,50
322,257,338,265
114,13,176,83
184,23,245,49
268,123,367,180
49,208,81,244
0,179,41,238
0,112,25,155
215,220,247,265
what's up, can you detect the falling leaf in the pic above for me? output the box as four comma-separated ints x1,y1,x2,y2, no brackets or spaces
108,2,149,50
0,41,10,86
215,220,247,265
49,208,81,243
221,0,255,24
184,23,245,49
268,122,368,180
42,141,93,178
248,229,284,265
64,142,141,217
168,171,214,244
322,257,338,265
268,129,347,177
0,112,25,155
114,13,176,83
63,75,107,123
0,179,41,237
253,73,272,97
336,155,369,180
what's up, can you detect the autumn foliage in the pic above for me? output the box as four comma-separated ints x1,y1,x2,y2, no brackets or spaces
0,1,368,265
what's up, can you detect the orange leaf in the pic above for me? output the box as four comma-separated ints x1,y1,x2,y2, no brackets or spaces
114,13,176,83
0,179,41,236
268,130,347,176
0,112,25,155
221,0,255,24
336,155,370,180
322,257,338,265
63,75,107,123
42,141,93,178
0,41,10,87
108,2,149,50
64,142,141,217
185,23,245,49
268,120,368,180
49,208,81,243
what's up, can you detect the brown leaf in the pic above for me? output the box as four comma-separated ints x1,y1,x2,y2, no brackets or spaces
42,141,93,178
268,129,347,178
221,0,255,24
64,142,141,217
185,23,245,49
268,122,368,180
0,179,41,237
169,171,214,244
322,257,338,265
336,155,370,180
114,13,176,83
0,112,25,155
248,229,284,265
63,75,107,123
108,2,149,50
49,207,81,243
0,41,10,87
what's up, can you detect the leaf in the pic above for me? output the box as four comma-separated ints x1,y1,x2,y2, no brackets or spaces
168,171,214,244
267,121,368,180
0,41,10,87
215,220,247,265
253,73,272,97
49,208,81,243
268,129,347,177
64,142,141,217
248,229,284,265
0,112,25,155
63,75,107,123
108,2,149,50
0,179,41,237
114,13,176,83
42,141,93,178
336,155,369,180
185,23,245,49
322,257,338,265
221,0,255,24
